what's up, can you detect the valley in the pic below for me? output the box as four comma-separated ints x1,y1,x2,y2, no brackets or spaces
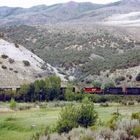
0,0,140,140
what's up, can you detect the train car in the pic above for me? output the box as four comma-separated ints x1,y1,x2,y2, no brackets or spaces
125,87,140,95
83,87,102,94
104,87,124,94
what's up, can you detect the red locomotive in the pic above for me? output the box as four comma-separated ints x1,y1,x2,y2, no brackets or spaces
83,87,102,94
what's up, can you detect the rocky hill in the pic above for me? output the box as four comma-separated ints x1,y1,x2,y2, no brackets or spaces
0,38,66,86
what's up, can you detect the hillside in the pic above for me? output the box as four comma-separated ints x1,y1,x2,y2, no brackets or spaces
0,0,140,86
0,38,66,86
0,0,140,26
1,24,140,86
0,2,103,26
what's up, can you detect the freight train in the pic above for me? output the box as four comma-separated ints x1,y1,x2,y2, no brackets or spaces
82,87,140,95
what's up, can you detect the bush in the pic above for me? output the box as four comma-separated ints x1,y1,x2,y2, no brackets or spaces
56,105,78,133
92,81,102,88
14,70,18,73
0,32,4,38
103,82,115,89
100,103,109,107
56,102,98,133
9,58,15,64
1,65,7,69
98,128,113,140
128,101,135,106
115,76,125,85
23,60,30,66
38,117,140,140
113,129,129,140
10,98,17,110
131,112,140,120
115,76,125,82
107,113,121,130
1,54,8,59
116,119,139,134
132,125,140,138
77,103,98,128
136,73,140,81
65,92,83,101
15,43,19,48
9,68,13,71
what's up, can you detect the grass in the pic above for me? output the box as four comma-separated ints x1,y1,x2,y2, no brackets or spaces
0,102,140,140
0,105,60,140
95,104,140,122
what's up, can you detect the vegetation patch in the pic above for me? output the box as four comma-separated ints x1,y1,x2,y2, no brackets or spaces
14,43,19,48
136,73,140,82
1,54,8,59
8,58,15,64
22,60,30,66
56,102,98,133
1,65,7,69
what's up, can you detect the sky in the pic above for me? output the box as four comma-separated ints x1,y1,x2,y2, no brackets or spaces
0,0,120,8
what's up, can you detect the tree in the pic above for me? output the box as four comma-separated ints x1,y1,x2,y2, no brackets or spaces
64,82,74,101
34,80,46,101
18,76,61,102
45,76,61,101
103,81,115,89
92,81,102,88
19,84,30,101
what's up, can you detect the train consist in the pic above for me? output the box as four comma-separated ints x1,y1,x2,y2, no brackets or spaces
82,87,140,95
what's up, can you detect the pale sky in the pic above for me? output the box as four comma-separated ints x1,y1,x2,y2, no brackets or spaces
0,0,120,8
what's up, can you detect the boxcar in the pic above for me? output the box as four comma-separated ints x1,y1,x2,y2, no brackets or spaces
126,87,140,95
104,87,123,94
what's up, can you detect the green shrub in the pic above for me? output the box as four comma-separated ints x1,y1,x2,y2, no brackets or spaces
104,82,115,89
65,92,83,101
107,113,121,130
10,98,17,110
15,43,19,48
132,125,140,138
77,103,98,128
14,70,18,73
56,102,98,133
100,103,109,107
5,117,17,121
1,65,7,69
23,60,30,66
9,68,13,71
57,105,78,133
128,101,135,106
1,54,8,59
131,112,140,121
92,81,102,88
9,58,15,64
